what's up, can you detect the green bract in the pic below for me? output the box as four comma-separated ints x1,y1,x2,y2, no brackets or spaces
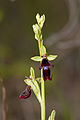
31,56,42,61
32,24,41,41
47,55,58,61
48,110,56,120
30,67,35,79
40,45,47,56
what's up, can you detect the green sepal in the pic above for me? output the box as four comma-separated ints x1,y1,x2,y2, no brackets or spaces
31,56,42,61
30,67,35,80
47,55,58,61
48,110,56,120
40,45,47,56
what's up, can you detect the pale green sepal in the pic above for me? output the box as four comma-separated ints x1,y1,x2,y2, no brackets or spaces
31,56,42,61
24,79,41,103
30,67,35,80
48,110,56,120
47,55,58,61
40,45,47,56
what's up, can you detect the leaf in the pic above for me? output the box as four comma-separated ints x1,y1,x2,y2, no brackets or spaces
48,110,56,120
24,78,41,103
40,45,47,56
30,67,35,80
47,55,58,61
31,56,42,61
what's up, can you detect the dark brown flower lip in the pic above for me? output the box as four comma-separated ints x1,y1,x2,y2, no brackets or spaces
40,58,53,69
39,56,53,81
43,67,52,81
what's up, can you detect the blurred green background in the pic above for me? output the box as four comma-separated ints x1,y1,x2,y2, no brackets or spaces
0,0,80,120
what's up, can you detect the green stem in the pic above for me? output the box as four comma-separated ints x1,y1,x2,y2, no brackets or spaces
41,70,45,120
38,40,45,120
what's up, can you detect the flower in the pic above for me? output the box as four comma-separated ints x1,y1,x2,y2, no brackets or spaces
39,55,53,81
19,85,32,99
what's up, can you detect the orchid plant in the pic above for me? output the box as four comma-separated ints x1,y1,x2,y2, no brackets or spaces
19,13,57,120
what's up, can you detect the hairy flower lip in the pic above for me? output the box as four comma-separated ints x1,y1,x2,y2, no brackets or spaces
43,67,52,81
39,57,53,81
40,58,53,68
